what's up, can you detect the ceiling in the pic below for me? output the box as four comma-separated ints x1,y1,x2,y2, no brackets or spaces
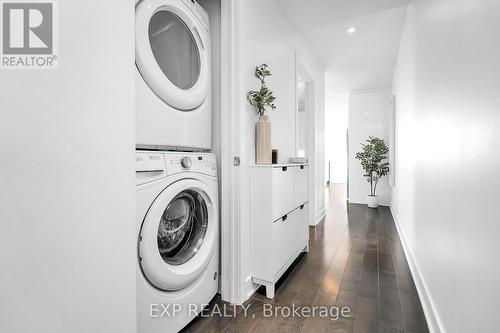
276,0,412,91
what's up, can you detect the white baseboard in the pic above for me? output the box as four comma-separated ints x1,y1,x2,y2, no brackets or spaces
243,276,259,303
379,197,391,206
312,208,326,226
349,197,391,206
389,206,444,333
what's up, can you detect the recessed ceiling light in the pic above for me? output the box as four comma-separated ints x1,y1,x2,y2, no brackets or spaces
346,27,356,34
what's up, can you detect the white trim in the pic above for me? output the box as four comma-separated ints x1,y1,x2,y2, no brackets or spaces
219,0,242,305
294,51,299,156
295,60,318,231
379,198,391,206
244,276,259,301
349,87,386,95
348,197,392,206
389,95,396,187
219,0,230,303
389,206,444,333
312,208,326,226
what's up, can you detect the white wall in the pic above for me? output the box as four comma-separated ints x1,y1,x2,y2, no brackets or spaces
324,83,349,184
392,2,500,332
0,1,136,332
348,89,391,205
237,0,325,301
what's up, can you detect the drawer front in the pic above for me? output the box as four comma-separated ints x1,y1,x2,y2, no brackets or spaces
293,203,309,252
272,167,294,221
294,165,309,207
271,215,292,276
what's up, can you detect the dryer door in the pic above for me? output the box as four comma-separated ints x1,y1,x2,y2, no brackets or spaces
136,0,210,111
139,179,217,291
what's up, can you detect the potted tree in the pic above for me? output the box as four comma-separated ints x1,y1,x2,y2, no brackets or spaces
355,137,389,208
247,64,276,164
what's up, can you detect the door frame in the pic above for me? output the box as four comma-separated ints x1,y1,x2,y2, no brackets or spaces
295,60,318,226
219,0,243,304
219,1,323,302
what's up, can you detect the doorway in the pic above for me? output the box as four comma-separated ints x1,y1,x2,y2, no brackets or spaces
324,87,349,188
295,62,317,227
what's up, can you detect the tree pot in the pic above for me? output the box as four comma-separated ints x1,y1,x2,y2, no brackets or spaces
367,195,379,209
255,115,271,164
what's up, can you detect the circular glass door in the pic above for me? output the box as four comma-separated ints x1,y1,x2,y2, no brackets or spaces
138,179,217,291
149,11,200,90
135,0,210,111
157,190,207,266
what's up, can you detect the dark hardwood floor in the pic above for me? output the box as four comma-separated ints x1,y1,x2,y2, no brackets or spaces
184,184,429,333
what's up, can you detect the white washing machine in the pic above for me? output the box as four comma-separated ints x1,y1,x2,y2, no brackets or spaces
136,0,212,151
136,151,218,333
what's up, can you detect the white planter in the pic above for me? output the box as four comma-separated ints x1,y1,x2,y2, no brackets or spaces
255,115,271,164
367,195,379,209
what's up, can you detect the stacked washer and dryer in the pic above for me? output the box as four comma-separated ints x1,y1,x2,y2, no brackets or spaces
135,0,218,332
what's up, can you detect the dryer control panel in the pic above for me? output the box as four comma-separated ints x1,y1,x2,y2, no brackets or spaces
181,0,210,32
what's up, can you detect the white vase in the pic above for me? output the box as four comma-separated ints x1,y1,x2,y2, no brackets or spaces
367,195,379,209
255,115,271,164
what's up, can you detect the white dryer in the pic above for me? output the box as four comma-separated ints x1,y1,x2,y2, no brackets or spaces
135,0,212,151
136,151,218,333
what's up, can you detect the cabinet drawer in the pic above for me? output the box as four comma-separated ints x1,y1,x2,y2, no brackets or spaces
292,203,309,252
272,167,294,221
271,214,292,276
294,165,309,206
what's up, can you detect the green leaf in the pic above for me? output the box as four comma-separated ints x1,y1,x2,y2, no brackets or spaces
246,64,277,115
355,136,390,194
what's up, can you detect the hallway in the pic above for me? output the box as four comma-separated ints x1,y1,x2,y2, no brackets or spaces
185,184,428,332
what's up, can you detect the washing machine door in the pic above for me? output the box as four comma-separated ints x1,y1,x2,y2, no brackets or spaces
139,179,217,291
136,0,210,111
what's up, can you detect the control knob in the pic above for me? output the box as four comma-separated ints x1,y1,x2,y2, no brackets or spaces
180,157,192,169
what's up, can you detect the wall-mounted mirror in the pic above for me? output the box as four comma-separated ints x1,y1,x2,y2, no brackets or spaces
296,78,308,157
296,64,313,159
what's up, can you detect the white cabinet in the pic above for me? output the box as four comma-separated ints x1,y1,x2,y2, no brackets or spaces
292,203,309,252
250,164,309,299
294,165,309,207
271,215,292,276
272,167,294,221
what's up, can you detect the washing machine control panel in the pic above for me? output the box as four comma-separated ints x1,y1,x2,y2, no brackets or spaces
136,152,217,185
135,153,167,185
165,153,217,177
